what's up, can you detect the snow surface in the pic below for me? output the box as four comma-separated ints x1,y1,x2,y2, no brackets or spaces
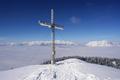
0,58,120,80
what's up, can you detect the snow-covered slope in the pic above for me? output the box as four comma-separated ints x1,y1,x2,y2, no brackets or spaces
0,58,120,80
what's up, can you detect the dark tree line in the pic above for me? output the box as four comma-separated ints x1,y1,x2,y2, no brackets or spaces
42,56,120,69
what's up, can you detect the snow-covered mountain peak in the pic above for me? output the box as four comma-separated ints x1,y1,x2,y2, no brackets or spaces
0,58,120,80
86,40,119,47
23,58,101,80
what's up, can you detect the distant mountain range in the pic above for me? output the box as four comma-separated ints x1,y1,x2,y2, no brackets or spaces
0,40,78,46
0,40,120,47
86,40,120,47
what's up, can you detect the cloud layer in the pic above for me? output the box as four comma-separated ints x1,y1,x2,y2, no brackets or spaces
0,40,120,71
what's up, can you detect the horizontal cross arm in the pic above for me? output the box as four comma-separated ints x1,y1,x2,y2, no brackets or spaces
38,20,51,28
54,26,64,30
38,20,64,30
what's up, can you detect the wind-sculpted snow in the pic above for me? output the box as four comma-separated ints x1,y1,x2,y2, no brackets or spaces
0,59,119,80
24,59,100,80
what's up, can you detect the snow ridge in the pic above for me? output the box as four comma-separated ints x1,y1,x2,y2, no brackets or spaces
0,59,120,80
24,59,100,80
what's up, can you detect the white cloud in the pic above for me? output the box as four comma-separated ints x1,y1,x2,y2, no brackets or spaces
70,16,80,24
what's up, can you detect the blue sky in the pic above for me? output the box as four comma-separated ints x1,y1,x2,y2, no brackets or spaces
0,0,120,42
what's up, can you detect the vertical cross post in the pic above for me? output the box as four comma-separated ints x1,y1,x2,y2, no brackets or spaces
51,9,55,64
